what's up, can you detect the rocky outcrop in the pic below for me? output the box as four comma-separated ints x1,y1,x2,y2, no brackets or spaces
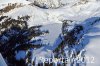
28,0,92,9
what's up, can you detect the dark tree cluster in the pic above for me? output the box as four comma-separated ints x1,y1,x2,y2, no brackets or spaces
18,15,30,21
0,3,23,15
64,25,83,46
0,16,48,66
61,20,83,46
53,21,84,58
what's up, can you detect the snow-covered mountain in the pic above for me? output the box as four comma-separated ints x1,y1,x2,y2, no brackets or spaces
28,0,98,8
0,0,100,66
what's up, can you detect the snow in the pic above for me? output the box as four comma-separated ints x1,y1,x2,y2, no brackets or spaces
0,0,30,4
0,53,7,66
16,51,26,60
41,23,62,45
1,0,100,26
84,22,100,66
1,0,100,66
31,23,62,61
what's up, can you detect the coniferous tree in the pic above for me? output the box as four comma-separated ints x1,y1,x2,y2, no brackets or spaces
0,16,49,66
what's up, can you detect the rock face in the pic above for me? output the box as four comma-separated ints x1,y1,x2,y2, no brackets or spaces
28,0,100,9
28,0,94,9
29,0,61,8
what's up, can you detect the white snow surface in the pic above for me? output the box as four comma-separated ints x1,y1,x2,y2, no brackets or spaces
84,22,100,66
0,0,30,4
0,53,7,66
0,0,100,66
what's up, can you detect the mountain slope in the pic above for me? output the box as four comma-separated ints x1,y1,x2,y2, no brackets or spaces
84,22,100,66
0,0,100,66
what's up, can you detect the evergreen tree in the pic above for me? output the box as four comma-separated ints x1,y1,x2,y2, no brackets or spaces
0,16,49,66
